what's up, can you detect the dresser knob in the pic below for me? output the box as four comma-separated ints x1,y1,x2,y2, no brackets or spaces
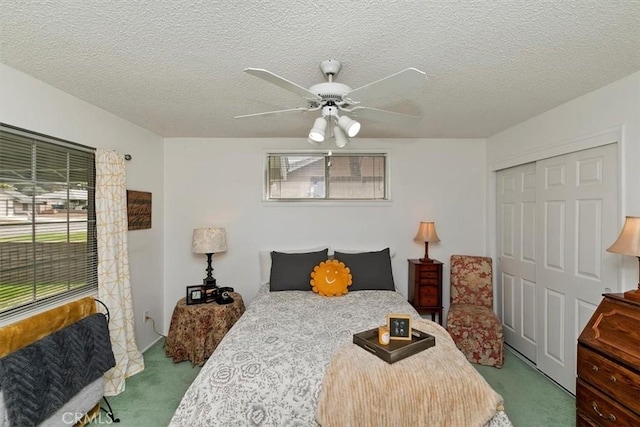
609,375,616,383
592,365,599,372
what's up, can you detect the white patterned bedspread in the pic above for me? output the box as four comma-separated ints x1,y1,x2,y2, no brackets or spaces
169,285,512,427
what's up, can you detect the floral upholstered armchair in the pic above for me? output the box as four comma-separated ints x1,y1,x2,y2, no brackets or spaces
446,255,504,368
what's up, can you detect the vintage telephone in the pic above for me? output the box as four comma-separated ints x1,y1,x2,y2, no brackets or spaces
215,287,234,305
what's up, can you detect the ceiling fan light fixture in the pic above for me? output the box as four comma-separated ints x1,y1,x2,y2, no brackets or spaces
309,117,327,142
334,125,349,148
338,115,361,137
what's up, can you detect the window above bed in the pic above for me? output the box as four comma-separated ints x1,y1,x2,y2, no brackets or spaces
265,151,389,202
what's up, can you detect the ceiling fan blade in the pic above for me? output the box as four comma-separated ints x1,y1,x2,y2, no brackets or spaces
349,106,422,126
245,68,321,101
346,68,427,103
234,107,310,119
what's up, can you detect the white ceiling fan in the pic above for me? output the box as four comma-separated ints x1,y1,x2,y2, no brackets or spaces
235,60,427,147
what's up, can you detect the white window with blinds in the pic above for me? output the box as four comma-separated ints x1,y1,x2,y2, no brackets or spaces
0,125,97,319
266,152,389,201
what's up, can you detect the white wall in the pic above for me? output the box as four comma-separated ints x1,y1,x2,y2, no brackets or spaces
486,71,640,292
163,137,487,331
0,64,165,351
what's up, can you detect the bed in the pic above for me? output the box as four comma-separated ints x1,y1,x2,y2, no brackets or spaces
169,272,513,426
170,249,511,427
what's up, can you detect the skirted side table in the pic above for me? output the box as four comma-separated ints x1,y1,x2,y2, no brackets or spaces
165,292,245,366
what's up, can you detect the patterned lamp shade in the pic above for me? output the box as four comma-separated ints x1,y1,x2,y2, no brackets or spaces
192,228,227,254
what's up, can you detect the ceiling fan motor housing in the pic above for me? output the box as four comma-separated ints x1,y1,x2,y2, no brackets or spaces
308,82,353,106
320,59,341,77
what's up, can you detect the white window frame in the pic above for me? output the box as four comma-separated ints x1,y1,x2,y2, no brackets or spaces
263,149,392,205
0,124,97,323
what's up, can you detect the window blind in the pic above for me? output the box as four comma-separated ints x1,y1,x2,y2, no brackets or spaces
0,126,97,319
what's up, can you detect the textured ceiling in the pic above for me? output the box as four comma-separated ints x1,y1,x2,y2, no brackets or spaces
1,1,639,139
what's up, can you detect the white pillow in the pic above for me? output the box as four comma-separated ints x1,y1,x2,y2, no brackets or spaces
259,247,330,285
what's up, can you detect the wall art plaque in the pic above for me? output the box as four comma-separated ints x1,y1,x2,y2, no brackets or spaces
127,190,152,230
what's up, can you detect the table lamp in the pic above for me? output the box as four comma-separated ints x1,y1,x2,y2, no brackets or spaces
192,227,227,287
606,216,640,301
414,221,440,263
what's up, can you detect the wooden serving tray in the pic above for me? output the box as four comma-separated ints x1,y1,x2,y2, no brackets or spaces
353,327,436,364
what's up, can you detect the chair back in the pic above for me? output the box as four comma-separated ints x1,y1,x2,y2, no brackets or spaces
450,255,493,307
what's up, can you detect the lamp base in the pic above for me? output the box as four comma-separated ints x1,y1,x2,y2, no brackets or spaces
419,242,434,264
203,277,217,287
203,252,219,288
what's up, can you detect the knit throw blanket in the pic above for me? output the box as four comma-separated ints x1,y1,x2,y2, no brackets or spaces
316,319,503,427
0,313,115,427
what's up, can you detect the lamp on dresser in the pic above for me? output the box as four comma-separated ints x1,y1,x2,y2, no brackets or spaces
413,221,440,263
606,216,640,301
192,227,227,288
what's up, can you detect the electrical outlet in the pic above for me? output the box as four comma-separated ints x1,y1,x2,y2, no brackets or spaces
143,310,151,322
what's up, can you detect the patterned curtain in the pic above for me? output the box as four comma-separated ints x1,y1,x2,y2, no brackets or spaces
95,149,144,396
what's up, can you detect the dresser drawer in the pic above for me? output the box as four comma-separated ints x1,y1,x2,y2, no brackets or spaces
578,346,640,413
576,379,640,426
418,269,440,278
576,411,600,427
420,286,439,296
419,288,439,306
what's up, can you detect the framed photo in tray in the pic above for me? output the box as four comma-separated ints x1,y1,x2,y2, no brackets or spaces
387,313,412,341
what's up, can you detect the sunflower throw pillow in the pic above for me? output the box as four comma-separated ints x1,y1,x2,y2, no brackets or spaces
310,260,352,297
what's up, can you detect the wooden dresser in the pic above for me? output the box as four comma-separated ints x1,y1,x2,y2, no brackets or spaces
576,294,640,426
407,259,443,324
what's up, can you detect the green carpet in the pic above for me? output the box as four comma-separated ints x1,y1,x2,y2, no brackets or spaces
99,340,575,426
474,349,575,426
93,338,201,426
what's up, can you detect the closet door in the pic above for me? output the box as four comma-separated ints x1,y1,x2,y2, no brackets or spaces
496,163,537,362
535,143,618,394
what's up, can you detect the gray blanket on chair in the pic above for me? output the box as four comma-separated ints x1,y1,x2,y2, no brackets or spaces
0,313,115,427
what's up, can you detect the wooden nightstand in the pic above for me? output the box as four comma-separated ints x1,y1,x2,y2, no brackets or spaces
165,292,245,366
408,259,443,324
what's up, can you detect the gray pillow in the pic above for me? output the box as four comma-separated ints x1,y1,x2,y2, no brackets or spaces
333,248,395,291
269,249,329,291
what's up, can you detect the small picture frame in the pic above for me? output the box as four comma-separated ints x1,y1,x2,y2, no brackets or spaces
387,314,413,341
186,285,206,305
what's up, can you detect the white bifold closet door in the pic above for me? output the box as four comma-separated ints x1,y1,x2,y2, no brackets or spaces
497,143,618,394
